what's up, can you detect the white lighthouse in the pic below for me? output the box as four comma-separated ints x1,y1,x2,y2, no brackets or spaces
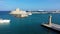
49,15,52,26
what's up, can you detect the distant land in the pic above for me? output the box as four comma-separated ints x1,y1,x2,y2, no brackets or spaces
0,10,60,15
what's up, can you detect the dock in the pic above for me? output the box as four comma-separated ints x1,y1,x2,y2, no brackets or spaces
42,23,60,32
41,15,60,32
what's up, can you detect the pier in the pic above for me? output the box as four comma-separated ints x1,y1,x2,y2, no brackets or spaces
42,15,60,32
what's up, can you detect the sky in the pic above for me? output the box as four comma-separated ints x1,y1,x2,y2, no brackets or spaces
0,0,60,11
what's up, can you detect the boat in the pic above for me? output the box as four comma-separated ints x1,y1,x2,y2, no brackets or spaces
0,19,10,23
27,12,32,15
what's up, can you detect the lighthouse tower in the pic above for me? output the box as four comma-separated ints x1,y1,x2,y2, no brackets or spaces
49,15,52,26
16,8,20,12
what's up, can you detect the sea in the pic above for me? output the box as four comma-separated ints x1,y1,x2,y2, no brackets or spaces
0,11,60,34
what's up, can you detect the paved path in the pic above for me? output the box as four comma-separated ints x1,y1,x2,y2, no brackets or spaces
42,23,60,31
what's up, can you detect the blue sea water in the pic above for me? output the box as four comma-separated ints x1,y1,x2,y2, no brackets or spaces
0,11,60,34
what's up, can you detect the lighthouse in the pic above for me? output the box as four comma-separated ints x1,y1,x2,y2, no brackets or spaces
49,15,52,26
